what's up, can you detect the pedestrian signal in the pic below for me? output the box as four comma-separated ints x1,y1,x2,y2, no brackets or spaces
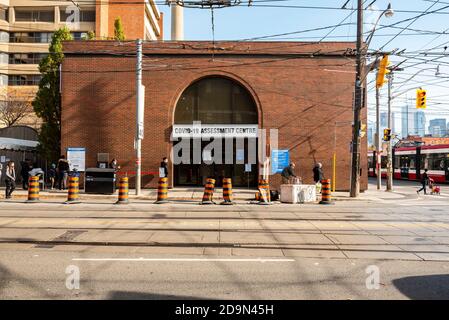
416,89,426,109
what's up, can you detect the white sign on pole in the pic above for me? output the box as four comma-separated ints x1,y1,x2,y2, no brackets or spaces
159,167,165,178
0,156,5,163
67,147,86,171
245,164,252,172
137,84,145,139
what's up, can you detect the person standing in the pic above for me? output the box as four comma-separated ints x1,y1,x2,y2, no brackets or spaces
281,163,297,184
313,163,324,184
20,159,30,190
57,155,70,190
5,161,16,199
417,169,429,195
48,163,56,190
109,158,120,171
0,162,3,186
160,157,169,178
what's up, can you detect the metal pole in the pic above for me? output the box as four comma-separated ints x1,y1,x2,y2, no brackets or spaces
350,0,363,198
333,123,337,192
386,73,393,191
376,87,381,190
135,39,143,195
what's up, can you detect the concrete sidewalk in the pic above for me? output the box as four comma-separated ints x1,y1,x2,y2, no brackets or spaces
0,186,356,202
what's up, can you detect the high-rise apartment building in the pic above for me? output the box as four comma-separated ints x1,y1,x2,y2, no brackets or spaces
414,111,426,137
428,118,447,137
0,0,163,128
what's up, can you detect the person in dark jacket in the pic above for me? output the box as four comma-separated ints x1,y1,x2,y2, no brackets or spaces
48,163,56,190
313,163,324,184
20,159,31,190
281,163,296,184
109,158,120,171
57,155,70,190
5,161,16,199
417,169,429,195
160,157,169,178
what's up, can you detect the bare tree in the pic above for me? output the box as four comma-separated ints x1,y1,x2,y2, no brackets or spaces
0,97,32,127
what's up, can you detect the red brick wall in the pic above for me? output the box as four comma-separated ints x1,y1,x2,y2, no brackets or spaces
61,41,368,191
108,1,145,40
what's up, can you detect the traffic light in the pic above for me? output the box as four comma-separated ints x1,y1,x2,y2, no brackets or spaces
383,128,391,141
416,89,427,109
376,55,390,88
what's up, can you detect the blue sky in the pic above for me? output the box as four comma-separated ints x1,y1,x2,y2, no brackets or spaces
157,0,449,136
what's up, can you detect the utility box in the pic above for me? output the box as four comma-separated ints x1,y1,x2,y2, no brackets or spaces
85,168,116,194
280,184,316,204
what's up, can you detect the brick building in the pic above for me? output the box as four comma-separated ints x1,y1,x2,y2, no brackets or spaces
61,41,368,191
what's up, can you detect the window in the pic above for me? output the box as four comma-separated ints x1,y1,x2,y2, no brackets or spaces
15,9,54,22
9,32,53,43
80,10,95,22
0,7,8,21
60,8,95,22
0,74,7,86
175,77,258,125
0,53,8,64
0,31,8,43
426,153,446,171
9,53,47,64
72,32,88,40
8,75,42,85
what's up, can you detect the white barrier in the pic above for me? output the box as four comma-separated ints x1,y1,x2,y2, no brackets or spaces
280,184,317,204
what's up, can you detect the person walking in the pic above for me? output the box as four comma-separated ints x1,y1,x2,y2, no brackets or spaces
313,163,324,184
4,161,16,199
281,162,297,184
160,157,169,178
417,169,429,195
57,155,70,190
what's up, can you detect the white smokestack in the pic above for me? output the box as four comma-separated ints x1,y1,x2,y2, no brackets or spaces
171,2,184,41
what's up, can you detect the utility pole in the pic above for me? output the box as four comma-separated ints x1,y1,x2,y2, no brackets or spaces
376,87,381,190
386,72,393,191
350,0,363,198
135,39,144,195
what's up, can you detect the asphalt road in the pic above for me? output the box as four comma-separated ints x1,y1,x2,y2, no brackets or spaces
1,247,449,300
0,179,449,299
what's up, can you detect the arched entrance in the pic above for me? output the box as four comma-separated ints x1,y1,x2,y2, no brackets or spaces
173,76,259,187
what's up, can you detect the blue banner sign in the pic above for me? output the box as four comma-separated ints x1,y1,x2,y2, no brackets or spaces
271,150,289,174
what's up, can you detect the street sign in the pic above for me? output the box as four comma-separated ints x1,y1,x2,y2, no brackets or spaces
245,163,252,172
271,150,289,174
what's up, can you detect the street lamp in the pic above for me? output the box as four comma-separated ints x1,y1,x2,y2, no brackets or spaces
350,2,393,197
365,3,394,49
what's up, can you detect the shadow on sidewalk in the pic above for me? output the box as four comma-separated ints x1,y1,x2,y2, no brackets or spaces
393,274,449,299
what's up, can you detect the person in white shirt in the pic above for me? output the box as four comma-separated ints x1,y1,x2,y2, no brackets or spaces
5,161,16,199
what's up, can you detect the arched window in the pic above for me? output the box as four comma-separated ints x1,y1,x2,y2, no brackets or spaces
174,76,258,124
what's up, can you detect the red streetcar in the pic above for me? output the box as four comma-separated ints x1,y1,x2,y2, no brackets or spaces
369,144,449,183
